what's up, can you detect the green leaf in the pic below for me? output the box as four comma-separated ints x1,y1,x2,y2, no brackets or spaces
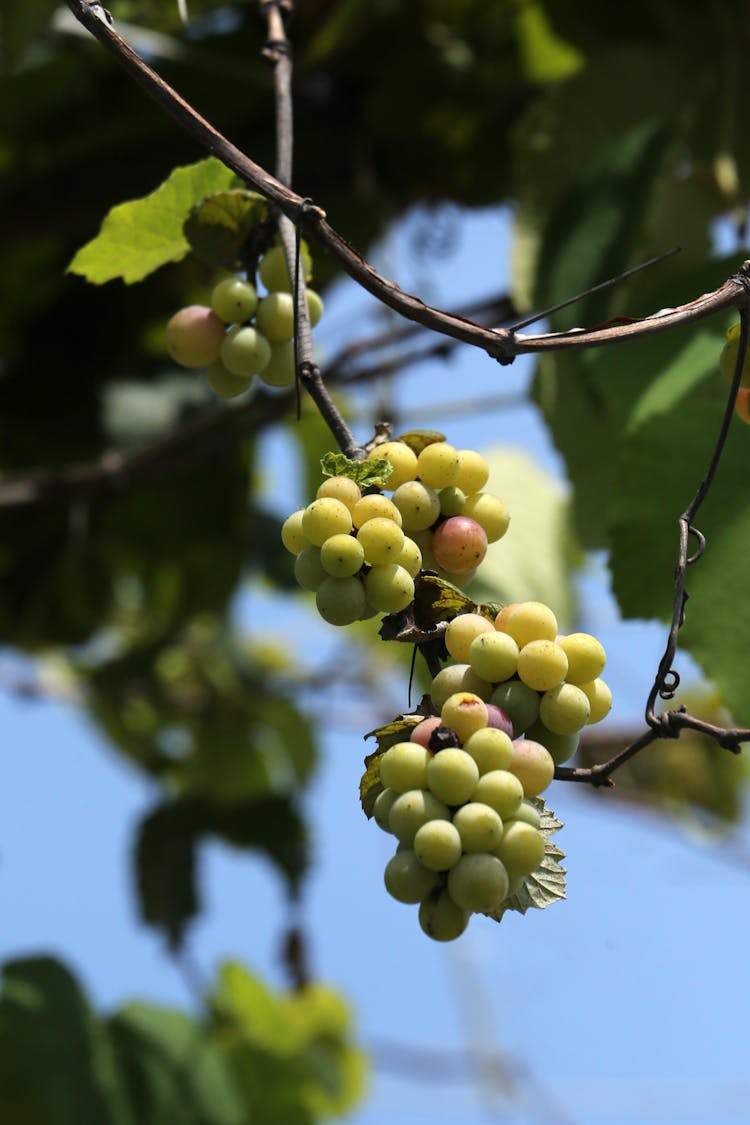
183,190,268,271
134,802,199,951
67,159,237,284
394,429,446,455
486,801,566,919
513,0,584,83
320,451,393,488
413,572,476,623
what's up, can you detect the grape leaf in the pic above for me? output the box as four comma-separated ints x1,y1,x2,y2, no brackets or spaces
394,429,446,454
485,801,566,919
183,190,268,270
414,572,476,623
320,452,393,488
360,714,424,816
68,158,238,284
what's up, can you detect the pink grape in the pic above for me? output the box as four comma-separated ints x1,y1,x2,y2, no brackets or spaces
432,517,488,574
410,716,443,748
485,704,514,739
165,305,225,368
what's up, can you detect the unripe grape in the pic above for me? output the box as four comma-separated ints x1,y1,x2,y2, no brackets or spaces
441,692,488,742
315,576,367,625
513,800,541,829
454,449,490,494
210,276,258,323
461,492,510,542
494,821,545,878
517,639,568,692
438,487,466,516
473,769,524,819
166,305,225,368
579,677,612,724
504,601,558,646
413,819,463,871
254,292,295,343
316,476,362,511
426,747,479,805
305,290,324,327
419,890,469,942
452,802,504,852
719,323,750,386
384,849,440,903
490,680,540,736
462,727,513,774
525,719,579,765
294,546,327,590
352,494,402,528
373,787,398,832
430,664,471,711
539,683,591,734
389,789,450,844
320,533,365,577
445,613,495,663
447,853,509,913
395,535,422,577
221,325,272,377
356,518,405,565
432,516,488,573
460,667,493,702
379,741,431,793
367,441,417,489
507,738,555,798
468,631,519,684
302,498,352,546
363,564,414,613
416,442,460,488
558,632,606,685
281,509,308,555
205,360,252,398
392,481,441,531
258,243,312,291
257,339,295,387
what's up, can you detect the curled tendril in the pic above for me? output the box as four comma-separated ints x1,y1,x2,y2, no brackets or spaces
657,669,680,699
686,526,706,564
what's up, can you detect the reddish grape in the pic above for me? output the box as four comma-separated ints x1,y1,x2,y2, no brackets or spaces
485,703,514,739
431,516,488,574
410,716,443,748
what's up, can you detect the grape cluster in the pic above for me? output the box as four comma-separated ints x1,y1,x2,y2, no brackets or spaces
164,243,323,398
375,690,554,942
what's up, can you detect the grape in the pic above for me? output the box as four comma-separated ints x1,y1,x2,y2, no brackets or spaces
281,509,308,555
391,481,441,531
454,449,490,494
460,667,493,702
409,529,439,571
517,639,568,692
379,741,431,793
558,632,606,684
413,819,463,871
389,789,450,844
736,388,750,424
373,786,398,832
305,290,324,327
210,276,258,323
320,533,365,577
494,821,545,878
301,497,353,546
504,601,558,646
416,442,460,488
294,546,327,590
468,631,519,684
494,603,518,631
462,727,513,774
363,563,414,613
221,325,272,377
447,854,509,913
432,516,488,573
472,769,524,819
461,492,510,542
316,476,362,511
539,683,591,734
258,243,312,291
418,890,469,942
441,566,478,589
440,692,488,743
166,305,225,368
490,680,540,736
484,704,514,739
438,487,466,516
513,800,541,829
255,292,295,343
719,323,750,386
366,441,417,489
205,360,252,399
356,518,405,565
315,576,367,625
579,677,612,724
452,801,504,853
395,535,422,577
426,747,479,805
409,716,443,748
445,613,495,663
507,739,555,798
525,719,579,765
257,339,295,387
384,849,440,903
430,664,471,711
352,494,402,528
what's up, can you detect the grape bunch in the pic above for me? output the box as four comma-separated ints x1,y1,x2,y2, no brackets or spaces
719,321,750,425
164,242,323,398
374,690,555,942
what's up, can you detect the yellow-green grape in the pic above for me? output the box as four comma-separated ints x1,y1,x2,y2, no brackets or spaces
579,677,612,724
210,276,258,323
447,853,509,913
315,576,367,625
389,789,450,844
356,517,405,565
430,664,471,711
363,563,414,613
317,475,362,512
473,769,524,819
460,667,493,701
493,821,545,878
517,639,568,692
513,800,541,829
305,290,324,327
441,692,488,742
379,742,431,793
468,631,520,684
413,820,463,871
461,492,510,542
452,802,504,853
384,849,440,903
507,738,555,798
504,601,558,646
438,487,466,516
205,359,253,399
410,529,439,571
294,546,327,590
426,747,480,805
258,243,312,292
394,535,422,577
489,681,540,737
719,322,750,386
416,442,461,488
166,305,225,368
558,632,606,685
454,449,490,495
281,509,308,555
301,497,353,546
320,533,365,577
373,787,398,832
257,339,295,387
366,441,418,489
352,493,402,529
255,292,295,343
445,613,495,663
220,325,272,377
462,727,513,774
418,890,469,942
526,719,579,765
539,682,591,734
391,480,441,531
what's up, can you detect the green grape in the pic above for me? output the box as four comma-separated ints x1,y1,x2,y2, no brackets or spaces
438,487,466,516
166,305,225,368
460,667,493,701
418,890,469,942
517,639,568,692
512,800,542,829
392,481,441,531
461,492,510,542
294,546,327,590
413,819,462,871
447,853,509,913
210,276,258,323
281,509,308,555
257,339,295,387
426,747,479,805
255,292,295,343
462,727,513,774
220,325,272,377
432,516,488,573
205,360,252,399
315,576,367,625
468,631,519,684
366,441,417,489
452,801,504,853
507,738,555,798
445,613,494,663
389,789,450,844
352,493,402,528
454,449,490,494
525,719,579,765
384,849,440,903
373,787,398,832
504,601,558,646
441,692,488,743
363,563,414,613
317,475,362,511
356,518,405,565
558,632,606,685
539,682,590,734
430,664,470,711
258,244,299,291
379,742,431,793
416,442,461,488
409,529,439,571
301,497,353,546
579,677,612,724
494,821,545,878
305,290,324,327
472,769,524,819
395,535,422,577
489,680,540,737
320,533,365,577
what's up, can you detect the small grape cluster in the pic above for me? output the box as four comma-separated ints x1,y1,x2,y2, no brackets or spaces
375,691,554,942
164,244,323,398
